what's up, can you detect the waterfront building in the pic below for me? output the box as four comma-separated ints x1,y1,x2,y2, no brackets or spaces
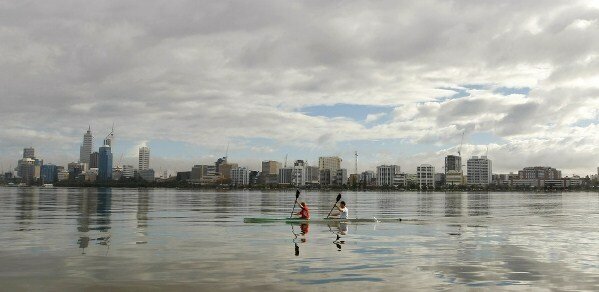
176,171,191,181
466,156,492,186
219,163,238,181
138,146,150,171
417,164,435,189
41,164,58,183
249,171,260,185
435,173,445,186
215,157,227,175
190,165,210,182
85,168,98,182
139,169,155,182
57,170,70,181
445,155,462,173
360,171,376,186
376,165,400,187
393,173,408,187
231,167,250,186
262,161,281,175
79,126,93,165
306,166,320,185
278,167,293,185
98,145,113,182
333,169,348,186
17,158,36,185
318,156,342,172
292,160,307,186
122,165,135,178
446,170,465,185
518,166,561,180
319,169,332,186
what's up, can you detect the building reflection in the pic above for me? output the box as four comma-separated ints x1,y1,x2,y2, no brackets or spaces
525,193,562,216
15,188,38,230
417,192,433,217
444,192,463,217
137,190,149,237
467,192,490,217
75,188,112,254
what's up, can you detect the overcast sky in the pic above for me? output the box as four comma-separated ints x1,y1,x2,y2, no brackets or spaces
1,0,599,176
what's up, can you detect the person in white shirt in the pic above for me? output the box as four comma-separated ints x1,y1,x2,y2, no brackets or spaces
332,201,349,219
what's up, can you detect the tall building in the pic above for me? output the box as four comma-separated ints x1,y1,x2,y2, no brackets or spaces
122,165,135,178
445,155,462,174
89,152,99,169
305,166,320,185
23,147,35,159
41,164,58,183
333,169,348,186
98,145,113,182
219,163,238,181
278,167,293,185
262,160,281,175
292,160,307,186
319,156,342,172
17,158,36,185
79,126,93,165
417,164,435,189
467,156,492,186
376,165,400,187
138,146,150,171
360,171,375,185
231,167,250,186
215,157,227,174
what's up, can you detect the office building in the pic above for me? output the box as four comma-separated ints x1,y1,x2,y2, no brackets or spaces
219,163,238,181
333,169,348,186
278,167,293,185
467,156,492,186
190,165,210,182
98,145,113,182
376,165,400,187
79,126,93,165
360,171,375,186
417,164,435,189
319,169,332,186
89,152,99,169
445,155,462,173
319,156,342,172
446,171,465,185
305,166,320,185
41,164,58,183
139,169,155,182
23,147,35,159
292,160,307,186
138,146,150,171
517,166,561,180
122,165,135,178
262,161,281,175
231,167,250,186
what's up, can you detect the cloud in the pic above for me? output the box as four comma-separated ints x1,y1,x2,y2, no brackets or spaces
0,1,598,175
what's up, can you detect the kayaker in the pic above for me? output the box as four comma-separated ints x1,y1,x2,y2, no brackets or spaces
295,202,310,219
332,201,348,219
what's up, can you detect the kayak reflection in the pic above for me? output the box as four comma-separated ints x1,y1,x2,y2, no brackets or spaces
328,222,348,251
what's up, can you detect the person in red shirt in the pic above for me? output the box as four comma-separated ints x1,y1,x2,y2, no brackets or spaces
295,202,310,219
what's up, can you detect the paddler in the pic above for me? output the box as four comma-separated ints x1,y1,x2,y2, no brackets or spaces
294,202,310,219
331,201,348,219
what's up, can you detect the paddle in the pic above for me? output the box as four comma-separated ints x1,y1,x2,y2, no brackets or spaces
289,189,301,218
326,193,342,219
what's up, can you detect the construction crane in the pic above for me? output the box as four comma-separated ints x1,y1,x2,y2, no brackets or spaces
457,131,465,157
354,151,358,175
284,154,288,168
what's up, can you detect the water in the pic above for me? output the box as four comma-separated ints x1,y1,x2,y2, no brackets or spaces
1,187,599,291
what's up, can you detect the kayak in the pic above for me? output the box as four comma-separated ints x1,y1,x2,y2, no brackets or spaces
243,217,402,224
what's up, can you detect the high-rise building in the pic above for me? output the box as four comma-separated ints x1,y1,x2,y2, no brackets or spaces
305,166,320,185
467,156,492,186
23,147,35,159
190,165,210,182
376,165,400,186
139,169,155,182
98,145,113,182
292,160,307,186
17,158,35,184
445,155,462,174
319,156,342,172
89,152,99,169
79,126,93,165
278,167,293,185
261,161,281,175
41,164,58,183
219,163,238,181
333,169,348,186
360,171,375,185
122,165,135,178
231,167,250,186
138,146,150,171
417,164,435,189
215,157,227,174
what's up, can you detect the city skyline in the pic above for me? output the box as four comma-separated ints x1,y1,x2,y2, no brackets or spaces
1,1,599,176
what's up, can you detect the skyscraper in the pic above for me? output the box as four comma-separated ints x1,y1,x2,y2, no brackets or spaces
79,126,93,165
98,145,113,182
445,155,462,174
138,146,150,171
417,164,435,189
318,156,342,172
23,147,35,159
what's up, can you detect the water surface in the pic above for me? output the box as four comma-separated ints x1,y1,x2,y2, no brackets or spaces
1,187,598,291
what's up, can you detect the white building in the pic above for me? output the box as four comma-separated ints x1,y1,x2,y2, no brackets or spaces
231,167,249,186
376,165,400,187
318,156,342,172
417,164,435,189
334,169,348,186
278,167,293,185
138,146,150,171
292,160,307,186
467,156,492,186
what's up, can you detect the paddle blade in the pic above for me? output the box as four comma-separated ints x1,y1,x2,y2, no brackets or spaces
296,189,300,198
336,193,342,202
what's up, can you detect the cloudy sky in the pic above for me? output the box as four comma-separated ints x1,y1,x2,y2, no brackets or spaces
1,0,599,176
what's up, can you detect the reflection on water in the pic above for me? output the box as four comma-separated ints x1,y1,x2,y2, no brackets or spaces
0,188,599,291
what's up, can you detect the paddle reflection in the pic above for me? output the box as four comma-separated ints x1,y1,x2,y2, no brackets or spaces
328,222,348,251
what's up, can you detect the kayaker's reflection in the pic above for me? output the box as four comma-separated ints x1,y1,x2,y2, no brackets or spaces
291,223,309,256
329,222,348,251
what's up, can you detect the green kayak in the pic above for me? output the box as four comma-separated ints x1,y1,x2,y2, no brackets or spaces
243,217,402,224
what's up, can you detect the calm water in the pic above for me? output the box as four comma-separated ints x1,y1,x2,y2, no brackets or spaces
1,187,599,291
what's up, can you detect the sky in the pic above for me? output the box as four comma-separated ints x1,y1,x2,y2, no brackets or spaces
1,0,599,176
